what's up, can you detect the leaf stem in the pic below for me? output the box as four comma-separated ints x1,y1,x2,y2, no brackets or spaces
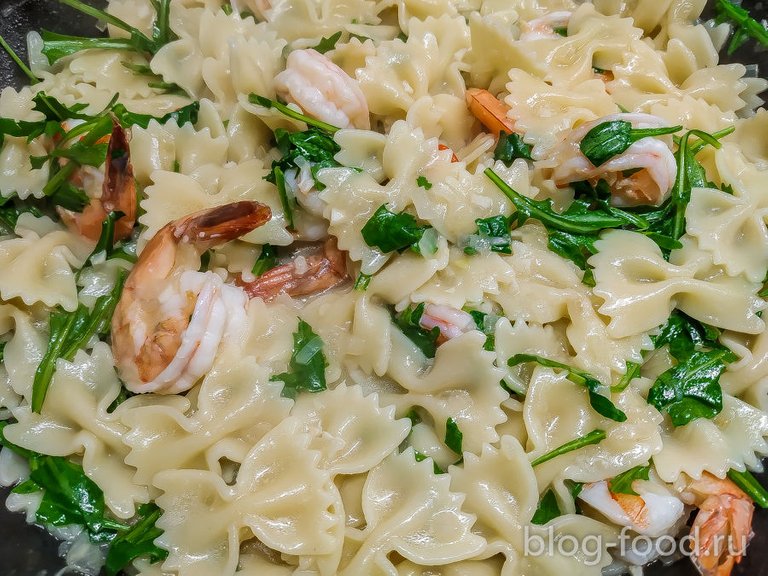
0,33,39,83
531,429,607,467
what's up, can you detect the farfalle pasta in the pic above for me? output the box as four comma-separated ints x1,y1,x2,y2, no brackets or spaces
1,0,768,575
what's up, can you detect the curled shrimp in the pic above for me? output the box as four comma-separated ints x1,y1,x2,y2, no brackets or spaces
419,304,476,344
551,113,678,207
57,119,137,242
465,88,516,138
519,11,573,41
238,238,348,301
579,478,685,538
111,201,272,394
274,49,370,130
684,473,754,576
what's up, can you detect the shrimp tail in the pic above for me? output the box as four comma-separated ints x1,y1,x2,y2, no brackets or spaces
172,201,273,247
465,87,516,138
104,119,137,242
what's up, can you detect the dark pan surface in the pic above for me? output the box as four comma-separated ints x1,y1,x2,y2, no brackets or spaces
1,0,768,574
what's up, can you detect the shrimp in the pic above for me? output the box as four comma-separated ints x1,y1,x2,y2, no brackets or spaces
274,49,370,130
238,237,348,301
419,304,476,344
57,119,137,242
519,11,573,41
684,473,754,576
465,88,516,138
111,201,272,394
551,112,678,207
579,479,685,538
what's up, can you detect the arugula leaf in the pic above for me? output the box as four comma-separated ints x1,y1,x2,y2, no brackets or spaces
531,489,562,525
252,244,277,276
104,503,168,575
314,31,342,54
494,131,533,164
272,165,293,229
467,309,496,351
652,311,725,361
714,0,768,54
727,469,768,509
249,94,340,133
33,92,90,121
393,303,440,359
579,121,681,167
509,354,627,422
31,270,127,412
531,429,607,467
361,205,431,253
82,211,125,268
547,229,598,285
463,215,512,257
611,361,641,392
111,101,200,129
414,451,444,474
0,32,39,83
444,417,463,455
417,175,433,190
647,349,731,426
270,319,327,399
354,272,372,291
609,465,651,496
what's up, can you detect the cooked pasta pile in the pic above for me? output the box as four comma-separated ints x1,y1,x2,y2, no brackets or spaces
1,0,768,575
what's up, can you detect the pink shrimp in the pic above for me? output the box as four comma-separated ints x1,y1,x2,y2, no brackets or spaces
519,11,573,41
419,304,476,344
465,87,516,139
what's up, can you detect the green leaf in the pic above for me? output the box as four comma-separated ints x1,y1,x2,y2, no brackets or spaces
531,429,607,467
444,417,463,455
494,131,533,164
361,204,430,253
579,120,681,167
249,94,340,133
32,92,90,122
270,319,328,399
416,175,433,190
611,361,641,392
467,309,496,351
111,101,200,129
252,244,277,276
727,469,768,509
314,31,342,54
546,229,597,283
465,215,512,255
647,349,730,427
83,211,126,268
41,31,137,65
0,32,39,83
714,0,768,54
531,489,562,525
509,354,627,422
354,272,372,291
609,465,651,496
104,503,168,575
393,303,440,359
31,271,127,412
0,200,44,235
653,311,726,361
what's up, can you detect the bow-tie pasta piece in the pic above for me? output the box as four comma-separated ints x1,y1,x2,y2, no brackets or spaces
339,449,485,574
154,417,338,576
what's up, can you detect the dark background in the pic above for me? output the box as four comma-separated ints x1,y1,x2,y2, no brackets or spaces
1,0,768,574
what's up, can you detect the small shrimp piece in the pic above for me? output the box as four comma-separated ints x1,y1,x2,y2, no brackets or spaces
419,304,476,344
275,49,370,130
684,473,754,576
519,11,573,41
551,113,678,207
58,119,137,242
238,238,348,301
111,201,272,394
465,88,516,138
579,479,685,538
438,143,459,163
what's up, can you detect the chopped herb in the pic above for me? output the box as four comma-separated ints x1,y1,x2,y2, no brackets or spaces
393,303,440,359
531,429,607,467
0,341,5,363
361,204,431,253
272,165,293,229
416,175,433,190
270,319,327,399
110,101,200,129
414,451,444,474
579,121,682,167
405,407,422,426
531,489,562,525
714,0,768,54
104,503,168,575
727,469,768,509
221,3,233,15
252,244,277,276
468,309,496,351
609,465,651,496
509,354,627,422
611,361,641,392
553,26,568,36
354,272,372,291
314,31,342,54
468,215,512,255
444,417,463,455
494,131,533,165
31,270,127,413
